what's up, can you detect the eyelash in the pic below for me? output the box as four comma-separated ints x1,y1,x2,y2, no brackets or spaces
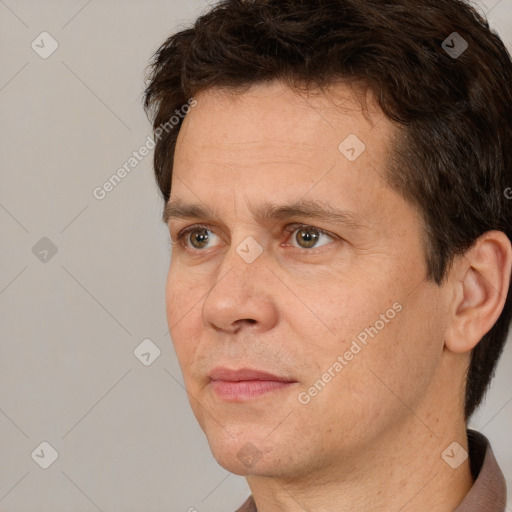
174,223,336,252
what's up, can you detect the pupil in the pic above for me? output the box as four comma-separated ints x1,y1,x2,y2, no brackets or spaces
297,228,319,248
192,229,209,248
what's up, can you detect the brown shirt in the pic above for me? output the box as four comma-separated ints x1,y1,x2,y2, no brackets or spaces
235,430,507,511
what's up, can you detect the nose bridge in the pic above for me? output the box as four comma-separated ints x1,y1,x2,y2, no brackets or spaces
211,234,266,298
202,235,276,331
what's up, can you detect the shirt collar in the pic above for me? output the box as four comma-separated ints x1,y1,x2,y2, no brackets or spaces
454,429,507,511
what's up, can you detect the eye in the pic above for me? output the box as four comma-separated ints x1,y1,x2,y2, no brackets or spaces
177,226,222,250
175,223,336,253
285,224,335,249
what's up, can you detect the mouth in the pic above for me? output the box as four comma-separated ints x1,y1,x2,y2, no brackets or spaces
208,367,298,402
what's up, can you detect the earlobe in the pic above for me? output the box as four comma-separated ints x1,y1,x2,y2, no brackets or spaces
445,231,512,354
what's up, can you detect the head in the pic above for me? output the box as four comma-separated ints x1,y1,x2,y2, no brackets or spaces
144,0,512,477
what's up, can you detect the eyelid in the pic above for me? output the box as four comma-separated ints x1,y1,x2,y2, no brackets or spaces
282,223,337,248
175,223,211,240
175,224,223,249
174,222,338,251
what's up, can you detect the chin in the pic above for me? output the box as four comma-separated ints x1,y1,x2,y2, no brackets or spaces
205,427,278,475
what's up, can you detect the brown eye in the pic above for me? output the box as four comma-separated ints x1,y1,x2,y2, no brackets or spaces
295,227,321,248
189,228,210,249
288,225,335,250
177,226,222,251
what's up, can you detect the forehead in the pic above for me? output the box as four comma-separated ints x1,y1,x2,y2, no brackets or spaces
171,81,397,217
176,80,387,157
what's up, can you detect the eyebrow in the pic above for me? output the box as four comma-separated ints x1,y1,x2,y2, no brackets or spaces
163,198,367,231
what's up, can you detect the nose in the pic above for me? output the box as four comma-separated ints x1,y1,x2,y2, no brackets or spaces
202,243,279,334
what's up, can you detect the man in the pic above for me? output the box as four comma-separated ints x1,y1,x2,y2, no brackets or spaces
144,0,512,510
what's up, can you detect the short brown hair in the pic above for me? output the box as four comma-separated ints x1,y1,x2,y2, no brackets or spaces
144,0,512,419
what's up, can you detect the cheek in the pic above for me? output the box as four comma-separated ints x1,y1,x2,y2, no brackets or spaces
165,261,203,324
351,283,446,411
304,278,398,357
295,269,435,401
165,263,205,362
165,265,183,326
295,295,442,448
393,285,447,373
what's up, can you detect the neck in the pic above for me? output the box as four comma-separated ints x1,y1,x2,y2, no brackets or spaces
245,414,473,512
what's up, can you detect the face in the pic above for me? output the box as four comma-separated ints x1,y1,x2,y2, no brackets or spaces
165,81,451,479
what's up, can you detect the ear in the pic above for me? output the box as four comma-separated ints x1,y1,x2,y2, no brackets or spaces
444,231,512,354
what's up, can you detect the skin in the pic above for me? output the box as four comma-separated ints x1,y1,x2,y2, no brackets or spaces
164,81,511,511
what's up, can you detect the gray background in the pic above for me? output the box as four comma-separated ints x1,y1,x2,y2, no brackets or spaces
0,1,510,511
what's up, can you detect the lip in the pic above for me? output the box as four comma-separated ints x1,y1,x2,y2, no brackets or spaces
208,367,297,402
209,367,294,382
